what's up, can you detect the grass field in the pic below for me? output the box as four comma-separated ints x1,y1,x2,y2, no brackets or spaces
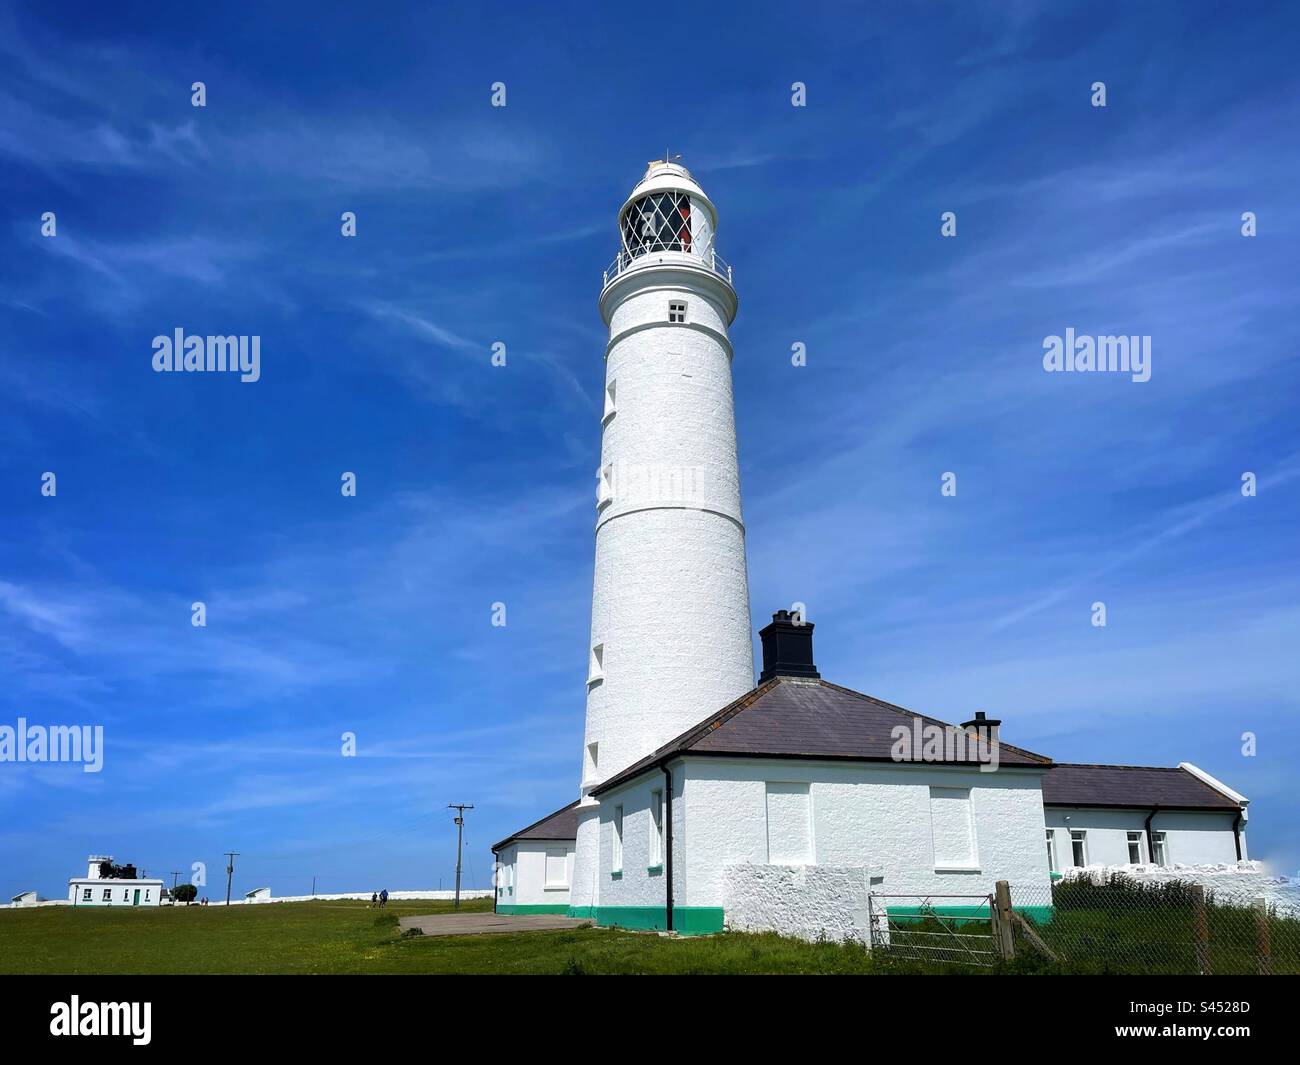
5,890,1291,974
0,898,994,975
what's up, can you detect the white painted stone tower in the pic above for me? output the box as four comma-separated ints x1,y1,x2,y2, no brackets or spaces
569,160,754,912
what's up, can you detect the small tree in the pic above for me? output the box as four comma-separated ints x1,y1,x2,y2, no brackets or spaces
171,883,198,904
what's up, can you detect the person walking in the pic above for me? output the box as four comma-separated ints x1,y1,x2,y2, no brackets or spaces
379,888,388,908
370,891,377,908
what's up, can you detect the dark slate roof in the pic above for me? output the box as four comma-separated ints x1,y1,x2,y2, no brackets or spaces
591,676,1052,795
1041,764,1242,810
491,800,579,852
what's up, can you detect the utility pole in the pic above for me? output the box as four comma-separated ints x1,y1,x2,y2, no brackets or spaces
448,804,474,909
169,871,182,891
224,852,239,906
311,876,316,898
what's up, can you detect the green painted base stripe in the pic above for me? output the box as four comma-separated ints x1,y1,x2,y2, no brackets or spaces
567,905,724,935
496,904,570,915
886,904,1055,925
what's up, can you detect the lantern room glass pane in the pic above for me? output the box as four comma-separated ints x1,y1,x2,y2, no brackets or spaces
622,191,692,255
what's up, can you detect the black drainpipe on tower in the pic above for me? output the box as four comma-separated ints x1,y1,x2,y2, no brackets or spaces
661,762,674,933
1232,811,1243,860
1144,808,1159,862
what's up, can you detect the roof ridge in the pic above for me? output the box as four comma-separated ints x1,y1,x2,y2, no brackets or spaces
816,680,1053,765
1049,762,1184,772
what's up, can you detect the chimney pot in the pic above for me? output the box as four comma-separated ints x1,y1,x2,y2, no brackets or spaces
758,609,820,683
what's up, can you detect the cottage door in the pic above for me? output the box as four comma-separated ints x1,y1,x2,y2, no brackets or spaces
133,889,141,906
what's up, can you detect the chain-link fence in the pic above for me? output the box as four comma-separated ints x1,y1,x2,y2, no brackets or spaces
1010,872,1300,975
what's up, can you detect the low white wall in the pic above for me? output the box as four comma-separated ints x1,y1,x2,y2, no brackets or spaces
723,863,877,943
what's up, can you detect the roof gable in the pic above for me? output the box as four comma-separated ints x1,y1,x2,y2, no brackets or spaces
491,799,579,852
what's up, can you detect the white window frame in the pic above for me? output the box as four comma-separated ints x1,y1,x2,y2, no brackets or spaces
929,785,979,872
102,888,111,902
1070,829,1088,867
82,888,91,902
1152,830,1169,867
649,789,664,869
587,643,604,686
668,300,687,323
1126,831,1144,864
544,848,569,890
1046,829,1057,872
603,379,617,424
611,805,624,874
597,465,614,509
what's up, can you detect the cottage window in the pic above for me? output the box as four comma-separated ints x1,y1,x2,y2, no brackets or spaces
1152,831,1169,866
545,849,568,889
766,781,813,865
102,888,111,901
82,888,91,902
1045,830,1057,872
612,805,624,873
930,786,977,870
649,789,664,868
1070,830,1088,867
1126,831,1144,864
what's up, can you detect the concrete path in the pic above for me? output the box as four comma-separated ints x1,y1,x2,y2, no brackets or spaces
399,912,593,937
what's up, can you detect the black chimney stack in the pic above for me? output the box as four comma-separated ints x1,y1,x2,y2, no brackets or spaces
758,609,820,683
960,710,1002,732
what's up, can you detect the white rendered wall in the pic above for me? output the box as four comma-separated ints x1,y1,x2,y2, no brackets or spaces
679,759,1054,910
497,841,574,909
1044,807,1242,869
592,769,679,910
582,271,753,788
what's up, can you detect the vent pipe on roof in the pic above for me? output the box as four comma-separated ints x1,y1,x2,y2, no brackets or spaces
758,609,820,683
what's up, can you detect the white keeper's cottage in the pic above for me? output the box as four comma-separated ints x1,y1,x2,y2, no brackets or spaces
491,160,1251,939
68,855,164,907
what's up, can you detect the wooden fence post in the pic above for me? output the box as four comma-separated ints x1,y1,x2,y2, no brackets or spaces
1191,884,1211,975
1254,896,1272,976
994,880,1015,962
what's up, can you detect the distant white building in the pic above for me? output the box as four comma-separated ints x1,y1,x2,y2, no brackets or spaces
244,886,272,903
10,891,39,906
68,855,164,908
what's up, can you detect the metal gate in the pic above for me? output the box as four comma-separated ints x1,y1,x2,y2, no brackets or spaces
868,892,1000,967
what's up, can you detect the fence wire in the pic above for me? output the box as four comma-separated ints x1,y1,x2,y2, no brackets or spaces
1011,873,1300,975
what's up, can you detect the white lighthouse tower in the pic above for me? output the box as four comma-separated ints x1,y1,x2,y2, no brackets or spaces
568,159,754,913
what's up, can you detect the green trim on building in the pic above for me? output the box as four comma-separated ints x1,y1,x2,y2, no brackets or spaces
646,865,663,875
610,870,622,880
496,904,570,915
565,905,725,935
886,904,1055,926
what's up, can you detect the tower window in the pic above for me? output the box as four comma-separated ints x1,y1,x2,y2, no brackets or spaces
597,465,614,508
585,742,599,780
588,643,604,686
603,379,617,423
668,301,687,323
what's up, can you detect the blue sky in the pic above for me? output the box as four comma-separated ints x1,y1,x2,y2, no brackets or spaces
2,0,1298,900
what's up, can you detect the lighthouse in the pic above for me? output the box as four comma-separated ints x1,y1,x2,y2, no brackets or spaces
568,159,755,913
